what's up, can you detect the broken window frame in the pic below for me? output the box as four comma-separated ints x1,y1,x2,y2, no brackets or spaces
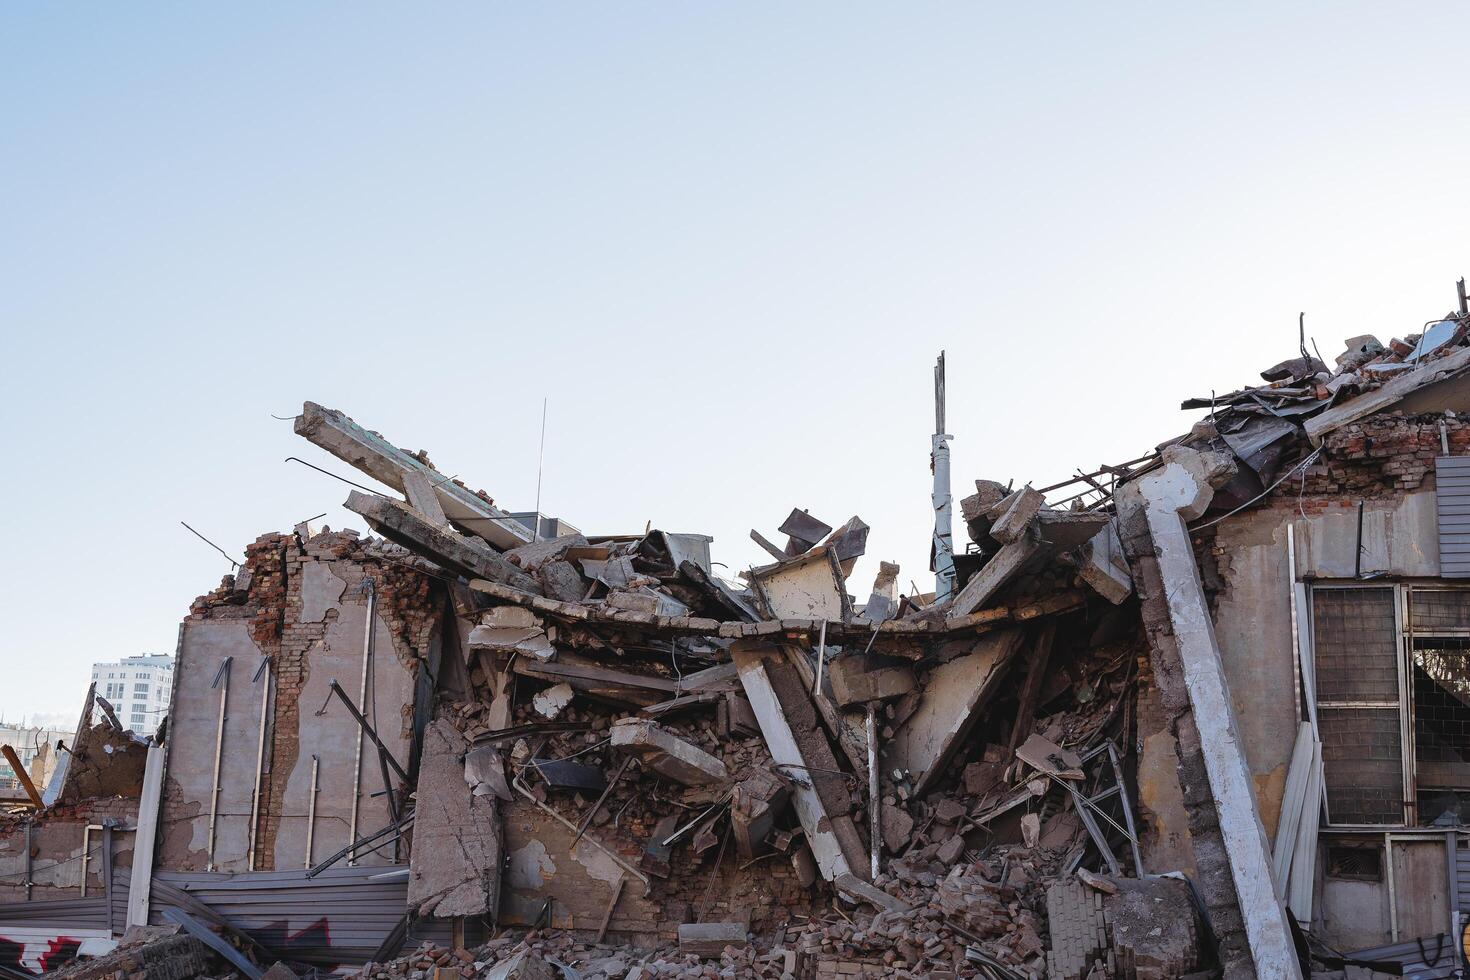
1312,580,1470,829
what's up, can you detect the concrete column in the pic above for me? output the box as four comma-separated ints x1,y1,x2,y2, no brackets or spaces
1118,447,1302,980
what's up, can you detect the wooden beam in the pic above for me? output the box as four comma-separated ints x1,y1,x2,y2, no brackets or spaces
0,746,43,808
1007,622,1057,751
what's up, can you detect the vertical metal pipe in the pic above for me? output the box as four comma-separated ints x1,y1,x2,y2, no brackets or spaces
80,825,90,898
304,755,320,870
866,704,881,880
24,821,32,901
102,824,113,936
812,620,827,696
246,658,271,871
347,580,377,865
932,351,955,602
205,658,232,872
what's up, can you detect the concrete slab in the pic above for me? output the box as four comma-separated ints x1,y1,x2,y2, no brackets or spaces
408,720,501,918
609,719,728,785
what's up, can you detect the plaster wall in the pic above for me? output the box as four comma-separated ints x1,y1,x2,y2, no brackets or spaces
162,620,267,871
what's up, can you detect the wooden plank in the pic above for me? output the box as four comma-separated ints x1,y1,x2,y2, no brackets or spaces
0,745,43,808
1006,622,1056,751
126,744,165,929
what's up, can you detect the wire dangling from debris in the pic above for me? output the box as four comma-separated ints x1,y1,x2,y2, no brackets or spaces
1191,446,1325,531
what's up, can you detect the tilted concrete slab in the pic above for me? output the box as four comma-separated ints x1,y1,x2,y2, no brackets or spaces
889,629,1026,796
732,640,869,883
947,535,1041,616
409,720,502,918
296,401,534,549
344,491,542,594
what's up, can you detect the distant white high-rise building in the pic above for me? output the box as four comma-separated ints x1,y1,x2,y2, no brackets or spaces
90,653,174,734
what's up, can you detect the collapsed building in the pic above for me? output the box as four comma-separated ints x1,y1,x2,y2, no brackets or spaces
8,296,1470,978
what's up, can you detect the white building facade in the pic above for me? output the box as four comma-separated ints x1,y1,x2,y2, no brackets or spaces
91,653,174,734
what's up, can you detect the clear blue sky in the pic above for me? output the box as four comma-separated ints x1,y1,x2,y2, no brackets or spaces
3,3,1467,721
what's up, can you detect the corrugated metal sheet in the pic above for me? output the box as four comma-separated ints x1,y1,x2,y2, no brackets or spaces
108,864,460,969
1438,456,1470,577
0,895,109,932
1348,935,1460,979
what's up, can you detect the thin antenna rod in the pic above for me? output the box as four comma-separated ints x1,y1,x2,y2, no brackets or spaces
532,398,548,541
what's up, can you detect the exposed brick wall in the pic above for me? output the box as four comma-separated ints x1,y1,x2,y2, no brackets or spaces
180,528,444,872
1299,412,1469,498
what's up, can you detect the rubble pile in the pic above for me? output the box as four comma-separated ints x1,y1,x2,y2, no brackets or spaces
269,399,1174,979
33,305,1470,979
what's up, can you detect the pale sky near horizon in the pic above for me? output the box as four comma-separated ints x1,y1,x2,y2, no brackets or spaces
3,3,1469,722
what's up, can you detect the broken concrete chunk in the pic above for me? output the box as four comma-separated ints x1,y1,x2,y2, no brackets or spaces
537,560,587,603
880,802,914,852
610,718,728,785
463,744,513,802
826,658,916,707
504,533,590,573
989,487,1044,544
481,951,557,980
934,834,966,866
408,721,501,919
731,768,792,859
531,683,574,720
296,402,534,550
468,609,555,661
1078,520,1132,605
946,538,1040,617
1036,508,1110,549
835,872,912,913
603,589,661,616
678,922,749,958
641,814,679,878
863,560,901,622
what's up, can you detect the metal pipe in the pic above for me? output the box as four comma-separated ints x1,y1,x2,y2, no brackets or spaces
24,821,32,901
79,824,104,898
205,657,233,872
326,681,408,783
246,657,271,871
812,620,827,696
932,351,955,601
866,704,881,879
304,755,319,870
347,579,376,865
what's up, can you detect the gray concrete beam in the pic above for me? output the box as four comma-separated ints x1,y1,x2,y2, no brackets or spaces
1117,446,1301,980
296,401,534,549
